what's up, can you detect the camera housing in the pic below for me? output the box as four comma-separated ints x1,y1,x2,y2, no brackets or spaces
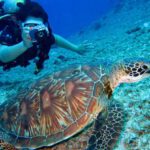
29,25,49,43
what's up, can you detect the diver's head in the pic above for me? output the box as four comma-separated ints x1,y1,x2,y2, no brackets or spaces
17,1,48,24
0,0,28,14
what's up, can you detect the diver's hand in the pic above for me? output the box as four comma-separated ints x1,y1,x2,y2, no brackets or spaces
21,26,33,49
75,40,95,55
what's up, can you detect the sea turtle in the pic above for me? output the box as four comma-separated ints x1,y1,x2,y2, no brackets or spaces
0,60,150,150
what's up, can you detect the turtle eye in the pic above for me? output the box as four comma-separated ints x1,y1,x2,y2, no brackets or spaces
146,70,150,74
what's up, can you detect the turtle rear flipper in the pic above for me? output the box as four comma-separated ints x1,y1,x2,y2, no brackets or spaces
86,102,125,150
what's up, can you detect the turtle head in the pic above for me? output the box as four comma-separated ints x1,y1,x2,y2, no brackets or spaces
110,61,150,89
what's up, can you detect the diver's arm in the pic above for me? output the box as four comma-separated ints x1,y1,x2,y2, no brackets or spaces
54,34,80,52
0,42,27,63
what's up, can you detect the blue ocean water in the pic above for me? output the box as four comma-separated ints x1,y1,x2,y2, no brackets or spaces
0,0,150,150
34,0,120,36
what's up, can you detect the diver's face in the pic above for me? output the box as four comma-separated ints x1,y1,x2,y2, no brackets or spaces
22,16,44,27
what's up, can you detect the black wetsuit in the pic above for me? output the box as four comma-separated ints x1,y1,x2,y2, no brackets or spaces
0,17,55,73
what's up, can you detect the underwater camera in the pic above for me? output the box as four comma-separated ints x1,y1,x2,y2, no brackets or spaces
29,25,49,44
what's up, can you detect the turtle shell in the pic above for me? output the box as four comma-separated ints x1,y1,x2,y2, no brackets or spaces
0,65,111,149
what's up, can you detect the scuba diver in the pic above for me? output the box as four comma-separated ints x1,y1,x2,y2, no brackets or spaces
0,0,92,74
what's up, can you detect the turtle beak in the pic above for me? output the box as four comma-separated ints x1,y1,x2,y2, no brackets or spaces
145,64,150,74
146,69,150,74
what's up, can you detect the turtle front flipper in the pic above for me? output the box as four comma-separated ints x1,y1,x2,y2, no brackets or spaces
0,129,17,150
0,141,17,150
86,102,125,150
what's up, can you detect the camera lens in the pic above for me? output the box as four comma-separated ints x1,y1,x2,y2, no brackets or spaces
37,31,44,38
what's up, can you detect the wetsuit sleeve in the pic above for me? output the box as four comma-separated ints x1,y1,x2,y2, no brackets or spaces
47,24,56,45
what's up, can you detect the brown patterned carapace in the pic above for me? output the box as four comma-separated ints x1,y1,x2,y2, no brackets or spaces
0,65,110,149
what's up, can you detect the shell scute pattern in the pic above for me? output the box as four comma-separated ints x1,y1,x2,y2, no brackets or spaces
0,65,107,148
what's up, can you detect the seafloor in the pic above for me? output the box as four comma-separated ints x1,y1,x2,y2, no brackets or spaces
0,0,150,149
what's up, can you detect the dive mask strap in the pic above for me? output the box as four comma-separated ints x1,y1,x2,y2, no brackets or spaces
0,14,12,20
